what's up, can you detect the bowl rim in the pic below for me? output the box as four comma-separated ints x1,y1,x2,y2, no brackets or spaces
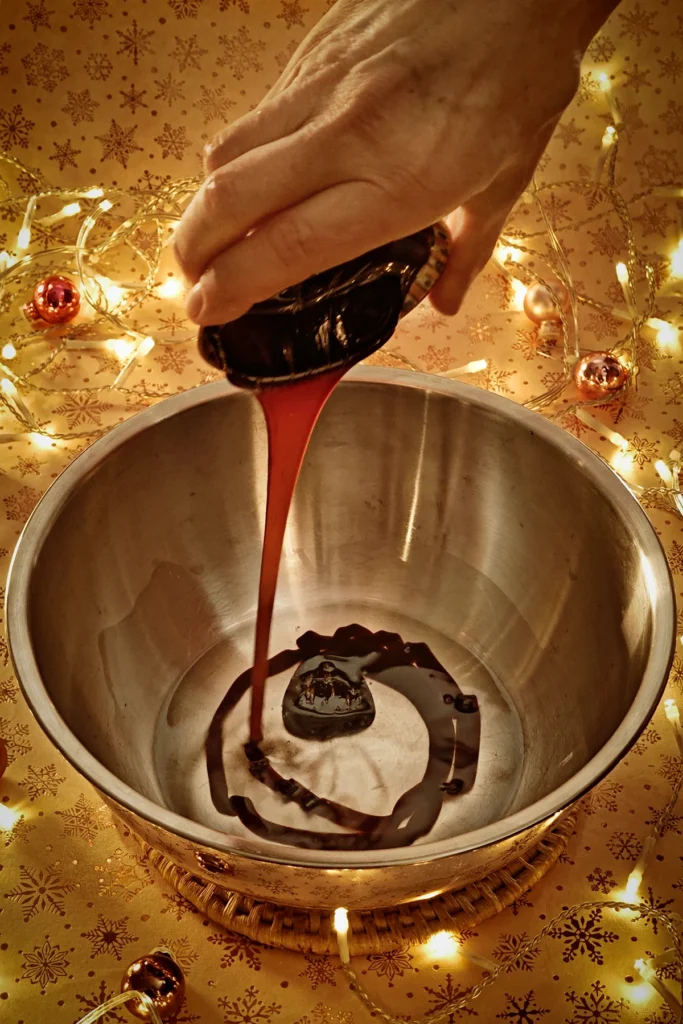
6,366,676,870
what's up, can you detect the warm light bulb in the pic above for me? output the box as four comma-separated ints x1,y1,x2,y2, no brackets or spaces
137,336,155,357
157,278,183,299
615,262,629,285
17,227,31,249
30,432,54,450
0,804,20,830
655,460,674,488
598,72,611,92
84,187,104,198
497,240,523,264
648,318,679,350
625,868,643,899
510,278,527,310
671,239,683,279
0,251,15,271
664,698,680,722
98,199,113,212
61,202,81,218
2,343,17,360
1,377,17,397
333,907,350,963
422,930,460,960
105,338,135,360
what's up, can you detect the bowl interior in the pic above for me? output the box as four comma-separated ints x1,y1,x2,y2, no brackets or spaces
14,374,671,859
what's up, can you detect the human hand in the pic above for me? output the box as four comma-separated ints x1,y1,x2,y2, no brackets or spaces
174,0,618,326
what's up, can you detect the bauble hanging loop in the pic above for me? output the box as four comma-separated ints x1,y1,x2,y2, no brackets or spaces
23,275,80,325
121,952,185,1022
573,351,629,398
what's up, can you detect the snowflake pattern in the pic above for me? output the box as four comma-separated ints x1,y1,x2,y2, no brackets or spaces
0,717,32,760
3,813,37,848
208,930,262,971
49,138,81,171
22,43,69,92
492,933,540,972
218,986,281,1024
551,908,619,964
160,891,198,919
120,85,148,114
53,393,114,427
584,779,623,815
197,83,236,124
365,947,414,984
496,991,548,1022
19,938,70,998
116,20,155,65
0,104,35,149
625,433,658,469
298,955,339,990
5,863,75,921
565,980,624,1024
658,52,683,84
75,980,128,1023
218,26,266,79
95,848,154,902
606,830,640,860
168,0,204,17
277,0,308,28
84,52,113,80
24,0,54,31
18,763,66,800
73,0,109,27
95,118,143,168
634,886,675,935
424,973,478,1021
171,33,207,71
587,866,617,894
154,123,191,160
0,676,18,703
3,485,41,522
82,914,137,959
56,792,114,844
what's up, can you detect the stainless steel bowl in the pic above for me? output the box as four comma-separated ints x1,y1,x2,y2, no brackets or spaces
7,367,675,909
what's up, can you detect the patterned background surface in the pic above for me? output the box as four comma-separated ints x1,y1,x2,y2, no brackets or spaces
1,0,683,1021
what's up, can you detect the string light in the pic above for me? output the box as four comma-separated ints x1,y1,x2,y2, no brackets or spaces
333,907,350,964
73,990,164,1024
105,337,136,361
83,187,104,199
671,239,683,279
440,359,488,379
615,261,637,319
17,194,37,249
29,431,55,450
634,958,683,1018
421,930,460,960
664,698,683,757
157,277,183,299
1,377,36,427
1,343,16,360
0,803,20,830
624,835,656,900
595,125,617,181
655,459,674,488
649,317,679,350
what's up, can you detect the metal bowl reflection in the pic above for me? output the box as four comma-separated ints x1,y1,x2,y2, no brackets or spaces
6,367,674,908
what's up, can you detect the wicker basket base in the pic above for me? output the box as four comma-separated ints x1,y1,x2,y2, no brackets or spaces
141,810,577,955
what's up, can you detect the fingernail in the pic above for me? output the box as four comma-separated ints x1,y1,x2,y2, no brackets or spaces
186,282,205,322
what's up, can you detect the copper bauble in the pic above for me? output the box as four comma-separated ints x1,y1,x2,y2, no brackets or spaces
523,280,570,324
27,275,80,325
573,351,629,398
121,952,185,1021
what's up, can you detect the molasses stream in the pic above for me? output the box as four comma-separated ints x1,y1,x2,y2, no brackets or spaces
198,222,482,851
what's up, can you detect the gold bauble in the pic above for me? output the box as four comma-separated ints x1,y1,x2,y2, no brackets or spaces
121,952,185,1021
573,351,629,398
523,280,570,324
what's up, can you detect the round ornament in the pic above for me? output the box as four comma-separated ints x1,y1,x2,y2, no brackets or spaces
121,952,185,1022
573,351,629,398
523,280,570,325
24,275,80,325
